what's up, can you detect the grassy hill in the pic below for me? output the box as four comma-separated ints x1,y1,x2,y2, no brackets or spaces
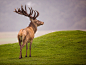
0,30,86,65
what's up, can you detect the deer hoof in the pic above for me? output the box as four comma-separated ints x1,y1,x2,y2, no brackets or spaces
25,56,27,57
29,55,31,57
19,57,22,59
19,56,22,59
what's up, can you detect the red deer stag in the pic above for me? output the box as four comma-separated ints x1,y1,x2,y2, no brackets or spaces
14,5,44,59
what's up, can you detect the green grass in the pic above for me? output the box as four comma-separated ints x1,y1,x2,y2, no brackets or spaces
0,30,86,65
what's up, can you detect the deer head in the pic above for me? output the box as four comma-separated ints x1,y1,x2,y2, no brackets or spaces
14,5,44,27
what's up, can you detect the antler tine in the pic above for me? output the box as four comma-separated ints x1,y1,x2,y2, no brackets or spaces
21,5,23,11
14,8,22,15
14,9,17,12
24,5,28,15
31,7,33,15
35,10,39,18
25,5,27,11
21,5,25,14
18,8,20,12
34,10,36,19
28,7,33,15
21,5,28,15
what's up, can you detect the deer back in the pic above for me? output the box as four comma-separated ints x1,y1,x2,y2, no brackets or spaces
18,27,34,43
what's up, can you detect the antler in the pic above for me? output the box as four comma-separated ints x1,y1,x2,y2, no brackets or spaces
14,5,39,19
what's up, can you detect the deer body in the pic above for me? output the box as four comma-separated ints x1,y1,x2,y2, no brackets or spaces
18,22,37,46
14,5,44,59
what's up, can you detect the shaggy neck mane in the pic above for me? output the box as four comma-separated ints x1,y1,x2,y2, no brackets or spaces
28,22,37,33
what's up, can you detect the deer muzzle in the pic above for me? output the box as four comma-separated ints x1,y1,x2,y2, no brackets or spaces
41,22,44,25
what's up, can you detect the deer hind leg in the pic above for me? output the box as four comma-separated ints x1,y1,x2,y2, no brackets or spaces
19,44,22,59
18,37,22,59
19,42,26,59
25,43,28,57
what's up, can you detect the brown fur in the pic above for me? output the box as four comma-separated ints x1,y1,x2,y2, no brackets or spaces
14,5,44,59
18,20,44,59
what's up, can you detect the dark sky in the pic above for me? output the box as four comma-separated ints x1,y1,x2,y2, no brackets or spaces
0,0,86,32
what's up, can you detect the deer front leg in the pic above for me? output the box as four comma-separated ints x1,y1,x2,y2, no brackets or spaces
29,40,33,57
25,43,28,57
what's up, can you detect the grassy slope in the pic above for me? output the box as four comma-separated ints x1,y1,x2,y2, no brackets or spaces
0,30,86,65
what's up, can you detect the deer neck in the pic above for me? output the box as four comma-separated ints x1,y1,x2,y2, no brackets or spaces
28,22,37,33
